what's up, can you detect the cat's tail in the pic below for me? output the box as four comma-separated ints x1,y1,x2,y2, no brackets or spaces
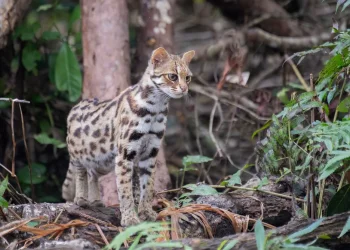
62,162,76,202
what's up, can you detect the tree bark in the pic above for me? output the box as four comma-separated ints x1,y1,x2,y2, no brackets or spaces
134,0,175,79
0,0,32,49
81,0,130,100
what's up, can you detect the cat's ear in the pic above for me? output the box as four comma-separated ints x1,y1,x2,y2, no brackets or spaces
182,50,195,65
151,47,170,66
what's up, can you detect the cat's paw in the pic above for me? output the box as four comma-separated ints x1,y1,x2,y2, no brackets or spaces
74,197,89,207
90,200,104,207
121,213,141,227
138,207,158,222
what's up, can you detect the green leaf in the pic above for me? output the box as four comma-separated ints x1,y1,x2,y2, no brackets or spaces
277,88,290,104
256,177,269,190
0,197,8,208
182,155,212,168
34,133,66,148
22,43,41,73
17,163,47,185
227,171,242,186
41,31,61,41
338,216,350,238
0,176,9,197
217,239,238,250
337,97,350,112
14,22,40,41
37,4,53,12
288,219,324,241
27,221,40,227
254,220,265,250
252,120,272,139
54,43,82,102
327,184,350,216
69,5,81,31
190,185,218,196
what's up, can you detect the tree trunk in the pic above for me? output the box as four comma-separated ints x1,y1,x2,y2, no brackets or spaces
0,0,32,49
80,0,171,206
81,0,130,100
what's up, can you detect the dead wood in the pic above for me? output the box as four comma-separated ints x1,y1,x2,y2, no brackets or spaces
0,0,32,49
146,211,350,250
0,177,310,248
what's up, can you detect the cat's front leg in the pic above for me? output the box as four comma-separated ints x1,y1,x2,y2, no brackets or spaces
138,146,159,222
115,152,140,226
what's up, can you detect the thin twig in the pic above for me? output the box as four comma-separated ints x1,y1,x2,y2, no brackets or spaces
209,100,223,157
95,224,109,245
19,104,34,200
0,98,30,104
284,55,311,92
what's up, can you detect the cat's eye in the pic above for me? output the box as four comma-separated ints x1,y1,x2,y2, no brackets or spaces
186,76,191,83
168,74,178,81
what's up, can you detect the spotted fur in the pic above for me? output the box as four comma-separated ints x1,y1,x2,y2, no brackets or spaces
62,47,195,226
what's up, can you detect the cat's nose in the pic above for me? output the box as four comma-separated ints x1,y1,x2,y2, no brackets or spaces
179,84,188,93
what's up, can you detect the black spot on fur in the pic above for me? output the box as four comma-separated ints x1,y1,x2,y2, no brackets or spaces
129,131,144,141
102,100,117,116
69,113,78,122
100,147,107,154
149,148,159,158
90,142,97,151
99,138,106,144
140,168,152,176
83,125,90,135
157,117,164,123
91,115,100,125
92,129,101,138
145,118,151,123
74,128,82,138
150,130,164,139
124,149,136,161
110,143,114,151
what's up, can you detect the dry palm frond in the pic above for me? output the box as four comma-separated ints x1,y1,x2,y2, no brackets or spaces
157,199,274,239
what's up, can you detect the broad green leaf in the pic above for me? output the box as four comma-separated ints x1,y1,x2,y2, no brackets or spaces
41,31,61,41
0,176,9,197
337,97,350,112
0,197,8,208
190,185,218,196
182,155,212,168
338,216,350,238
17,163,47,185
254,220,265,250
288,219,324,240
227,170,242,186
54,43,82,102
22,43,41,73
34,133,66,148
277,88,290,104
327,184,350,216
14,22,40,41
182,184,197,190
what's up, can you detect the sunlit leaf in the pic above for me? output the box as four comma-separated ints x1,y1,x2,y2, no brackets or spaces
37,4,53,12
34,133,66,148
255,220,265,250
337,97,350,112
182,155,212,168
190,185,218,196
338,216,350,238
288,219,324,241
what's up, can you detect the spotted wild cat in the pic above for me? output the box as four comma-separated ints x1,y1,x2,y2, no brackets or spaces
62,47,195,226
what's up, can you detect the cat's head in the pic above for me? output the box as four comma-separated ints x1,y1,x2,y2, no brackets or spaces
149,47,195,99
